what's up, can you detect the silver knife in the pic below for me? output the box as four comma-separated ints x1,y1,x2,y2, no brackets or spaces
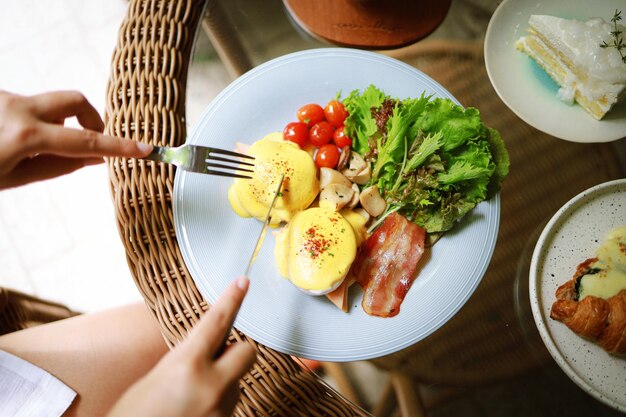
244,174,285,276
244,173,284,277
213,173,284,359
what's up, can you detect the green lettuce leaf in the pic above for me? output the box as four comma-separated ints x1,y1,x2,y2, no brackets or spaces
485,127,510,198
343,85,385,155
372,104,408,188
416,98,483,151
403,132,443,174
437,161,493,184
373,94,431,184
341,87,509,234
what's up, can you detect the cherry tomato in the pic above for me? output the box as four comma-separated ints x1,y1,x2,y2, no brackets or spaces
315,144,340,168
309,121,334,147
297,104,325,126
324,100,348,127
283,121,309,147
332,126,353,148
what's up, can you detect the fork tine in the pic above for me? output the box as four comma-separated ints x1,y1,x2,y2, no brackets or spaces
207,155,255,167
208,147,255,160
187,145,257,178
206,169,253,179
205,162,254,173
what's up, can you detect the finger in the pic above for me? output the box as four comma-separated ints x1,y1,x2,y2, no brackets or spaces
215,342,256,383
0,155,103,190
183,276,249,359
217,381,244,417
37,123,152,158
30,91,104,132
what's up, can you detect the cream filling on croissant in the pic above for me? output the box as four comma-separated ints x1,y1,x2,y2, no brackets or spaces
577,226,626,300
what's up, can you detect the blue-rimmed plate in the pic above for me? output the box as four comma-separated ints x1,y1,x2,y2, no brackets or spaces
173,48,500,361
484,0,626,143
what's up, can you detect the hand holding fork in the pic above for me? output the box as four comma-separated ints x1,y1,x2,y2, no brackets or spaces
142,144,255,179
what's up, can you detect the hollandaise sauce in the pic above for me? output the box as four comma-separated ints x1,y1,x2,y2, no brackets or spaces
228,132,319,226
577,226,626,300
275,207,357,295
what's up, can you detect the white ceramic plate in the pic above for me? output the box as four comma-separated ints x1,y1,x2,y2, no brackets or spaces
529,178,626,412
484,0,626,143
173,48,500,361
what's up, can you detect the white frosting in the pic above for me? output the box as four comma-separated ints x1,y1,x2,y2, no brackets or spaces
557,86,576,104
530,15,625,83
526,15,626,106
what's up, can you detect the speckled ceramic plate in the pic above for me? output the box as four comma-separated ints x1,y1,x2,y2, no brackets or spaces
529,178,626,411
173,48,500,362
484,0,626,143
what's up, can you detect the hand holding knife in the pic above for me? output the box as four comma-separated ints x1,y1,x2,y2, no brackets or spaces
213,173,284,359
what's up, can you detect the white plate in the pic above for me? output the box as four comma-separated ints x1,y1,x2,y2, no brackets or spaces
484,0,626,143
173,48,500,361
529,179,626,412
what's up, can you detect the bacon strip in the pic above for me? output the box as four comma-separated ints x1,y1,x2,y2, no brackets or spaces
351,212,426,317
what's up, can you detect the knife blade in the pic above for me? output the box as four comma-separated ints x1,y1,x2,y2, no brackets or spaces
244,173,284,277
213,173,284,359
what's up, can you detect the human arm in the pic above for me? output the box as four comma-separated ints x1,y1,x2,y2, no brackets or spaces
0,90,152,190
106,276,257,417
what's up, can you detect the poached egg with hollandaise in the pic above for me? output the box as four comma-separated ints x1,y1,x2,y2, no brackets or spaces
274,207,361,295
228,132,319,226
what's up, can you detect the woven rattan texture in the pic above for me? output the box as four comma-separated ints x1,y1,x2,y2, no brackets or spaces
104,1,367,416
378,41,624,385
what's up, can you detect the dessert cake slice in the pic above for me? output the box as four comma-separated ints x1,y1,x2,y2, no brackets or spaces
516,14,626,120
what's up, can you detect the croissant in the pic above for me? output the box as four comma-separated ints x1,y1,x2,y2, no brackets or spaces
550,258,626,355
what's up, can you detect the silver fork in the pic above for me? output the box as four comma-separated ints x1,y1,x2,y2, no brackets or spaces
142,144,255,179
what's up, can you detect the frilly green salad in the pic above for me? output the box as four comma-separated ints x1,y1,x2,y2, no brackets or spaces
342,85,510,237
272,84,509,316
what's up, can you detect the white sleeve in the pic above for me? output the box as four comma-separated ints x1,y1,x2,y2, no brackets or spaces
0,350,76,417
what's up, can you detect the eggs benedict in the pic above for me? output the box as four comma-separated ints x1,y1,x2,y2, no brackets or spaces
275,207,358,295
228,132,319,226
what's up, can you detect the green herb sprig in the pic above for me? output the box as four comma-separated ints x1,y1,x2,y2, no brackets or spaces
600,10,626,64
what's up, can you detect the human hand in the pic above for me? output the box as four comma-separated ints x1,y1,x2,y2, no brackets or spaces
107,276,257,417
0,90,152,190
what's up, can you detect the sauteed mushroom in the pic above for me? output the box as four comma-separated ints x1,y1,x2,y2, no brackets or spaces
359,185,386,217
319,183,354,211
319,167,352,189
